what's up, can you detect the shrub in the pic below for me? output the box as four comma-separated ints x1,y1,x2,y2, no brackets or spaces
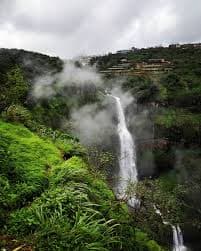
8,186,119,251
4,104,32,125
0,66,28,110
0,120,61,214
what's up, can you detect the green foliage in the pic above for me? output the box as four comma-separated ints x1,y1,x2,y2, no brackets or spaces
173,149,201,230
135,230,164,251
155,108,201,145
54,136,86,158
123,178,186,247
153,148,175,173
0,120,61,216
34,209,119,251
162,73,187,92
50,157,91,186
86,147,115,174
0,66,28,110
0,121,164,251
155,109,201,129
9,187,119,251
29,83,100,129
122,76,159,103
30,97,71,129
3,104,32,125
0,48,63,81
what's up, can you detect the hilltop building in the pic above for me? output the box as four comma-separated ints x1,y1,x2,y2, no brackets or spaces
100,58,172,77
116,49,131,54
169,42,201,49
116,46,139,54
135,59,172,75
169,44,181,48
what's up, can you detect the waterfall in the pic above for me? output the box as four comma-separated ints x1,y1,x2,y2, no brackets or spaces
154,205,187,251
110,93,187,249
172,225,187,251
110,94,138,207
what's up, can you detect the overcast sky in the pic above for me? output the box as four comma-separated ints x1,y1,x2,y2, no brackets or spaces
0,0,201,58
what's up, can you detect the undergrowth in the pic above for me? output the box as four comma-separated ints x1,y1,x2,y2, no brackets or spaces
0,120,164,251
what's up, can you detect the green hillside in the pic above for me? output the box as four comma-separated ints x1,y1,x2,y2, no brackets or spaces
0,120,163,251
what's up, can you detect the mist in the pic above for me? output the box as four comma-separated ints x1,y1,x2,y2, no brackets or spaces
57,62,102,88
131,107,155,177
31,61,137,147
32,61,102,99
32,75,56,99
32,63,156,178
111,86,134,109
70,103,114,145
70,86,135,146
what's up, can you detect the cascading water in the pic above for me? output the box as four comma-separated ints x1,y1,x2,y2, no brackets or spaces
154,205,187,251
172,225,187,251
110,94,138,207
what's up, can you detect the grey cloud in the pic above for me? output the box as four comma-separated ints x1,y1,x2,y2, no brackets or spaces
0,0,201,57
170,0,201,43
12,0,97,35
0,0,16,23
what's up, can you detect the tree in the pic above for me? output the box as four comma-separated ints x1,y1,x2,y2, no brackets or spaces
0,66,29,111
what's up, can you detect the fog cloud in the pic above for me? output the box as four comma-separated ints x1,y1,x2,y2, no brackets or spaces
71,103,114,145
57,63,102,87
32,62,102,99
111,87,134,109
71,86,135,145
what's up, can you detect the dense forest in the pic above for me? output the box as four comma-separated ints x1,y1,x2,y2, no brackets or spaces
0,46,201,250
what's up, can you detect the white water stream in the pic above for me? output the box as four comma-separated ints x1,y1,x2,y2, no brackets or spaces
154,205,187,251
110,94,138,207
172,225,187,251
